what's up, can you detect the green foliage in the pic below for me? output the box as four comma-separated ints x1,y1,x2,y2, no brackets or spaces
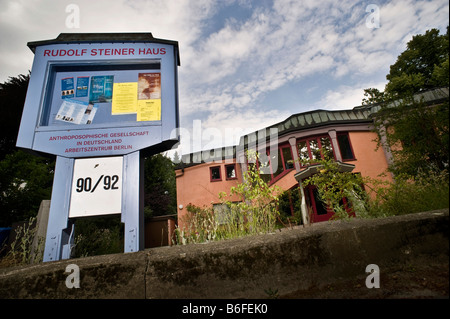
374,98,449,176
0,150,54,226
366,170,449,218
174,151,282,244
220,150,282,233
300,159,449,220
0,74,55,227
0,74,30,158
174,204,218,244
143,153,177,219
73,216,123,258
386,27,449,95
301,158,369,220
431,57,449,86
0,217,44,268
362,27,449,178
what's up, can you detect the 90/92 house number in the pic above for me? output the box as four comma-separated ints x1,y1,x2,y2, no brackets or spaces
69,157,123,218
75,175,120,193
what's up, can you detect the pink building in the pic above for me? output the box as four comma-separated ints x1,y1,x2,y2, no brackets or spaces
175,88,448,228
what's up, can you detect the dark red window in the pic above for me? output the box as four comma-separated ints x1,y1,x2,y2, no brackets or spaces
225,164,237,180
297,136,335,166
337,133,355,161
210,166,221,182
258,144,295,183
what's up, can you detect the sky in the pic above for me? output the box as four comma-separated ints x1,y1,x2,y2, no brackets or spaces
0,0,448,156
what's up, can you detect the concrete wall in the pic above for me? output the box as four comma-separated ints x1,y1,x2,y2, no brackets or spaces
0,209,447,299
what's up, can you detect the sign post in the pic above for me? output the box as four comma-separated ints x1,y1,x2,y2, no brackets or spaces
16,33,180,261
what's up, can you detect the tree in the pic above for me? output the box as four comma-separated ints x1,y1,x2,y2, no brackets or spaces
172,151,180,164
373,97,449,176
143,153,177,218
0,74,30,159
363,27,449,177
0,74,55,226
385,27,449,96
0,150,54,226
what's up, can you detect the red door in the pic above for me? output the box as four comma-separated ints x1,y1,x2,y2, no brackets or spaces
306,186,335,223
306,185,356,223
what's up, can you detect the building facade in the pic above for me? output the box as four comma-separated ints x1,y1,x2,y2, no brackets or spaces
175,88,449,228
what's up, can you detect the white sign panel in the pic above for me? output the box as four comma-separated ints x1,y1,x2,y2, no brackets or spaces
69,156,123,218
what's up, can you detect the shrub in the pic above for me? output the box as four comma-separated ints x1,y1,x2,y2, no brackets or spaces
367,169,449,217
174,151,282,245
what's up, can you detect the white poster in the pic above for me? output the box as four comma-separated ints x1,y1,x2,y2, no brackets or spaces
69,156,123,218
55,99,98,125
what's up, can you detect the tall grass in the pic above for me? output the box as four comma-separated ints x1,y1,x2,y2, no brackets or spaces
364,169,449,218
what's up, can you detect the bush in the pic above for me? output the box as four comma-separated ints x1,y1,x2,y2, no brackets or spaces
367,169,449,218
73,216,123,257
174,151,282,245
0,217,44,268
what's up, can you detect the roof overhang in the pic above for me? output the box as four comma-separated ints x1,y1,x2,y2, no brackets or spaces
294,161,356,182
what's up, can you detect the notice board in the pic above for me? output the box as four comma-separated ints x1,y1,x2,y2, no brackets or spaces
16,33,180,158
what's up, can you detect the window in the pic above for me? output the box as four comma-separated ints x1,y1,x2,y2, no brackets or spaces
245,145,294,184
264,144,294,182
297,136,335,166
282,147,295,170
271,148,285,179
213,203,230,225
210,166,221,182
320,137,334,160
225,164,237,180
337,134,355,160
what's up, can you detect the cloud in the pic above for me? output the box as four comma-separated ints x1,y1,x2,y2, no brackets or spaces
311,81,387,111
179,0,448,119
1,0,448,156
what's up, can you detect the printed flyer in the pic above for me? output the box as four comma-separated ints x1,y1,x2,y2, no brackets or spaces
89,75,114,103
111,82,138,114
138,73,161,100
137,99,161,121
55,99,98,125
76,76,89,97
137,72,161,121
61,77,75,99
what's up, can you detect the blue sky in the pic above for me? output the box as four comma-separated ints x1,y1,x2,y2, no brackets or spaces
0,0,448,155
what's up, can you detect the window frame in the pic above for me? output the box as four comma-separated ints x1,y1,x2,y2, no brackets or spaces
297,135,337,168
225,163,237,180
209,165,222,182
270,144,295,183
249,144,295,184
336,133,356,161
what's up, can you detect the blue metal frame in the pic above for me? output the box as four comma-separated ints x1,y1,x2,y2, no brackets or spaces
22,34,180,262
121,151,144,253
43,156,74,262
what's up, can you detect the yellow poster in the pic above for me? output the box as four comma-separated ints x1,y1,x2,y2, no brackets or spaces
137,99,161,121
111,82,138,114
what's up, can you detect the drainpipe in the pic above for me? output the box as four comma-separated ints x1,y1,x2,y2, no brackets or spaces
288,136,309,225
298,180,309,226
